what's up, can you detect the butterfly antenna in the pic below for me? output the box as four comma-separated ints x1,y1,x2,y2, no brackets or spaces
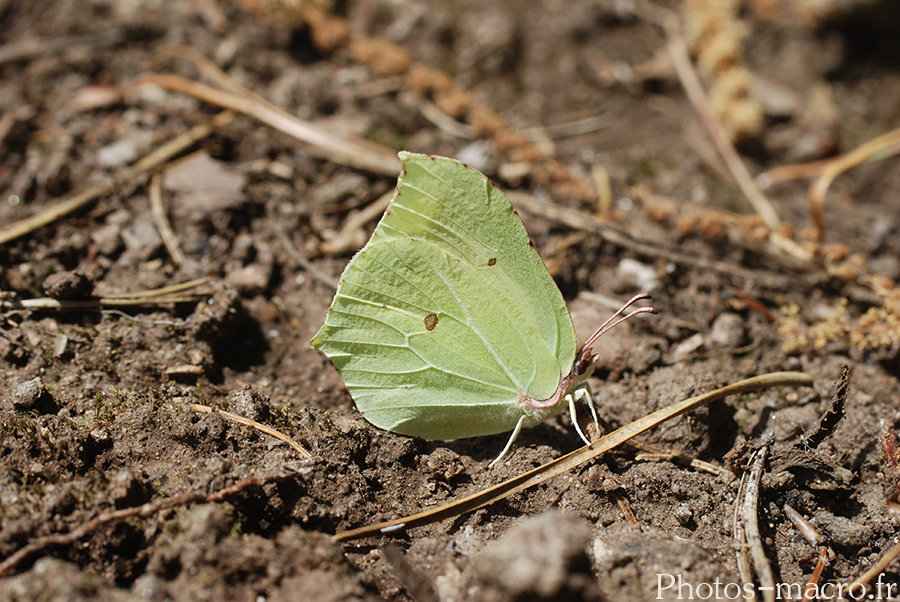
576,293,657,372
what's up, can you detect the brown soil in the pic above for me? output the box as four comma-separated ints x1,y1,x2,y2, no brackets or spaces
2,1,900,600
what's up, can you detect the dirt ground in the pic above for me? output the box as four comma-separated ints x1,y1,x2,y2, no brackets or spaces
2,0,900,600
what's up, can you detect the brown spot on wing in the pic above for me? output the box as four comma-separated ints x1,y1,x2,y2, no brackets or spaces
487,257,497,266
424,313,439,331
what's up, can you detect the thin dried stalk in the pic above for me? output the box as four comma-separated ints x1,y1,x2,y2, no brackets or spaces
148,173,187,266
133,73,400,176
192,404,311,458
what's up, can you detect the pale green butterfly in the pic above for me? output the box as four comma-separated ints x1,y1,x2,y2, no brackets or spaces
311,152,655,466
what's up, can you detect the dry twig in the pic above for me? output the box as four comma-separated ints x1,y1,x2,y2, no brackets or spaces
637,2,814,263
418,98,617,142
783,504,823,548
334,372,813,541
131,73,400,176
1,278,213,312
848,539,900,594
808,127,900,240
797,364,849,450
508,191,791,288
734,435,775,602
803,547,830,602
319,190,393,256
784,504,833,602
660,18,780,230
148,172,187,266
756,158,835,190
192,404,311,458
152,44,256,98
612,491,638,524
757,127,900,240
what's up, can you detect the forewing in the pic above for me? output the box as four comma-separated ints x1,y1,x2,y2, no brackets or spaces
380,153,577,373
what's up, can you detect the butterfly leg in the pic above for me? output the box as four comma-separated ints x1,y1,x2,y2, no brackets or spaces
574,383,601,440
567,390,592,447
488,414,526,469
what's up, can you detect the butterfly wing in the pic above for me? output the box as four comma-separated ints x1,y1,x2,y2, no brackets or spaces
311,152,577,439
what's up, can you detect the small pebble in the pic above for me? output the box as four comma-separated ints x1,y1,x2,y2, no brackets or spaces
811,513,873,549
708,313,746,348
109,468,150,508
426,447,464,479
13,377,45,410
670,333,705,363
674,504,693,526
96,138,138,168
42,271,93,299
90,428,110,443
225,263,271,296
120,214,163,262
132,573,168,602
230,386,271,422
470,510,594,599
616,258,659,291
456,142,490,171
90,222,124,256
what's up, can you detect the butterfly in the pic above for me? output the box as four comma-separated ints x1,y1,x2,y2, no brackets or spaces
311,152,655,466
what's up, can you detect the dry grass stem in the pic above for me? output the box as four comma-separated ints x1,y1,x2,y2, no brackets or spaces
148,173,187,267
1,278,214,312
664,27,780,230
133,74,400,176
191,404,311,458
319,190,393,255
734,436,775,602
808,127,900,240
